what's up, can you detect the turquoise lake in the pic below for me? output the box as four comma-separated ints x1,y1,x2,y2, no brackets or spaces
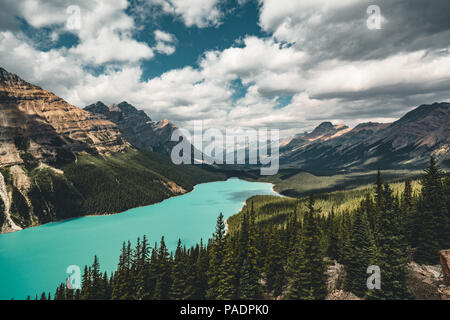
0,178,277,300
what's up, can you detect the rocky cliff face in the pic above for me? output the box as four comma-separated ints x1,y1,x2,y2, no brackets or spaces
280,103,450,172
407,259,450,300
84,101,178,156
0,67,129,168
441,250,450,286
0,67,214,233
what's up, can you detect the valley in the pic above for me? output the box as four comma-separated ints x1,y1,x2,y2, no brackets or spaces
0,66,449,301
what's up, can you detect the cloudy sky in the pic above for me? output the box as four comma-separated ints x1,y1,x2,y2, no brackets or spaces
1,0,450,137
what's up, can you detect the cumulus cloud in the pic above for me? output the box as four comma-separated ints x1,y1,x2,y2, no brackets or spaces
154,30,177,55
1,0,450,137
2,0,154,65
147,0,223,28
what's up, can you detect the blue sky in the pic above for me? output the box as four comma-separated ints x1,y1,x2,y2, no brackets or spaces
1,0,450,137
133,0,266,79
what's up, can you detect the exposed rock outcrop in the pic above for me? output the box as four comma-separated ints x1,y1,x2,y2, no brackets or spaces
325,261,361,300
0,67,216,233
0,67,129,168
407,261,449,300
280,103,450,171
441,250,450,286
84,101,178,156
0,170,22,233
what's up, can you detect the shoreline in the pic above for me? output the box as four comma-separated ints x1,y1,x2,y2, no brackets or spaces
0,177,276,235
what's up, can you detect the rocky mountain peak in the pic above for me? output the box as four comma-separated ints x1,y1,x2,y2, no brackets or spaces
308,121,349,140
0,66,129,168
116,101,139,114
84,101,177,156
84,101,110,115
0,67,23,84
393,102,450,126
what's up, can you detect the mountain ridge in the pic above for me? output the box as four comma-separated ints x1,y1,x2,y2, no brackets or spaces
0,67,222,233
84,101,179,156
280,102,450,172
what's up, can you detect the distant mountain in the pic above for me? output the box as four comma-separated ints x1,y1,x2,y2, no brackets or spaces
280,103,450,172
0,67,222,233
280,122,351,150
84,101,178,156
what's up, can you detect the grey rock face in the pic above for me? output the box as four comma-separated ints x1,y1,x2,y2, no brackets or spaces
85,101,178,156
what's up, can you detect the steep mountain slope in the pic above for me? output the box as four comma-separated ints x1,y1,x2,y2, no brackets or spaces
0,67,223,233
280,103,450,172
280,122,351,151
0,68,129,168
84,101,178,156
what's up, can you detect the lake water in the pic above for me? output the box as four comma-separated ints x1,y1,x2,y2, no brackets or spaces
0,178,276,300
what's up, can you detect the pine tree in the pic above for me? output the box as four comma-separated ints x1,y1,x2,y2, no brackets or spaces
80,265,91,300
238,210,263,300
193,239,209,299
170,239,187,299
367,184,411,300
415,157,449,263
90,255,104,299
154,236,171,300
264,227,286,297
111,241,133,300
135,235,151,300
337,211,351,266
344,207,376,297
286,196,327,300
206,213,226,299
285,236,312,300
327,208,339,260
216,235,239,300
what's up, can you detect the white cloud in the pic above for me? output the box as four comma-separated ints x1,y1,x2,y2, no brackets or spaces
305,50,450,99
10,0,154,65
1,0,450,138
148,0,223,28
258,0,360,33
154,30,177,55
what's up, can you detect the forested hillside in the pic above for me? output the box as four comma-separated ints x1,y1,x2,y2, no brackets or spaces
35,157,449,300
1,150,224,230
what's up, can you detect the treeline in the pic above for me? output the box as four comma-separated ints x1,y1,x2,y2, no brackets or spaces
35,157,449,300
4,150,224,229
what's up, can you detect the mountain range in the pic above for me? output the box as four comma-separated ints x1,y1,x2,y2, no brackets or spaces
0,66,449,232
0,67,221,233
84,101,178,157
279,103,450,173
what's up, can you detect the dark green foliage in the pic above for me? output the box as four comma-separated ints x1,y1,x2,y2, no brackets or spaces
237,208,263,300
216,236,239,300
6,150,224,229
64,151,224,215
206,213,226,300
285,196,327,300
343,206,376,297
28,168,84,224
9,186,30,225
415,157,449,264
41,159,448,301
264,227,286,297
154,237,172,300
367,184,411,300
169,240,187,300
